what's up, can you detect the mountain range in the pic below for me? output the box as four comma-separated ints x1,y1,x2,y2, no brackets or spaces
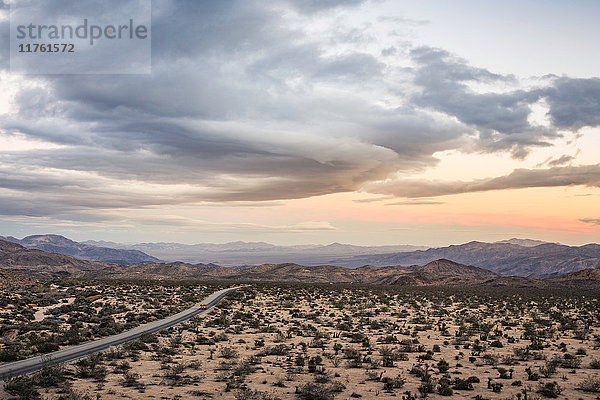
2,238,600,289
82,239,427,266
1,235,160,265
85,236,600,278
2,234,600,279
0,239,112,280
329,241,600,278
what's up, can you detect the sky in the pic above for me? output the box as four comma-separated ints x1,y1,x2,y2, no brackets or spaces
0,0,599,246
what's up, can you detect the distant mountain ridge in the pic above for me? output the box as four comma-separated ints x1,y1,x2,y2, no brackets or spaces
4,234,600,279
1,234,160,265
0,239,112,279
82,239,427,266
330,241,600,278
72,258,501,286
494,238,554,247
3,239,600,289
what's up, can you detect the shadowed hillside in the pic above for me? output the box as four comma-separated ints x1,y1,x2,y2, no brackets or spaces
330,241,600,278
1,235,160,265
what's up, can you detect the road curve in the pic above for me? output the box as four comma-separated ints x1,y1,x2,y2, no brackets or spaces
0,286,243,380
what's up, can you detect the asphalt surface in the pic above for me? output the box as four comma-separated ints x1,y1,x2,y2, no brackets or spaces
0,286,242,380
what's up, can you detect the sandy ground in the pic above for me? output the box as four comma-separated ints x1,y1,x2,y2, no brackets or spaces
33,298,75,322
2,284,600,400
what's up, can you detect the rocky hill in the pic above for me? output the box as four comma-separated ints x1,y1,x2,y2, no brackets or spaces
78,258,499,286
0,239,24,256
0,268,37,289
547,268,600,289
2,235,160,265
0,239,113,279
3,239,600,289
330,241,600,278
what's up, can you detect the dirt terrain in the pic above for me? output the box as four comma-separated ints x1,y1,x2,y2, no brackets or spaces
2,282,599,399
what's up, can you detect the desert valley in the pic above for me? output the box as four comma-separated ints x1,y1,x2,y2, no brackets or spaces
1,236,600,399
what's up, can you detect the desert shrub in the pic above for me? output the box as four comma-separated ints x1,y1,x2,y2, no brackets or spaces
525,367,540,381
220,346,239,359
409,364,428,378
261,344,290,356
121,371,143,388
418,381,434,396
437,359,450,373
4,375,40,399
343,347,361,359
0,348,22,362
75,353,107,381
437,381,453,396
163,362,187,384
491,382,503,392
420,350,434,361
214,332,229,342
382,375,405,391
56,388,93,400
539,359,558,378
452,378,473,390
297,382,334,400
577,376,600,393
196,335,216,345
104,347,125,360
497,367,512,379
560,353,582,369
33,363,67,387
329,381,346,393
235,389,280,400
537,381,562,398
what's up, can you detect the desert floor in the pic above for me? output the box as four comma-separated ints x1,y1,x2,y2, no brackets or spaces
1,282,600,399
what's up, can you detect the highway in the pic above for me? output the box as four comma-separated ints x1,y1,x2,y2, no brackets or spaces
0,286,243,380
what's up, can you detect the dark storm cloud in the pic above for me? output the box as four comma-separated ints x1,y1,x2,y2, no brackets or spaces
2,0,600,222
1,0,449,211
286,0,366,14
366,164,600,198
409,47,558,157
0,18,7,70
543,77,600,130
251,50,384,81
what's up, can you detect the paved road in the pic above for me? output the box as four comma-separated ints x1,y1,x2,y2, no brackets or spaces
0,286,242,380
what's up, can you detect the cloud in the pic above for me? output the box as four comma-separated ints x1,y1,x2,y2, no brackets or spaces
544,77,600,130
535,153,577,168
547,154,576,167
377,16,429,25
365,164,600,198
409,47,558,158
119,215,337,232
1,1,600,226
0,1,463,219
352,196,393,203
580,218,600,226
285,0,366,14
385,200,445,206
